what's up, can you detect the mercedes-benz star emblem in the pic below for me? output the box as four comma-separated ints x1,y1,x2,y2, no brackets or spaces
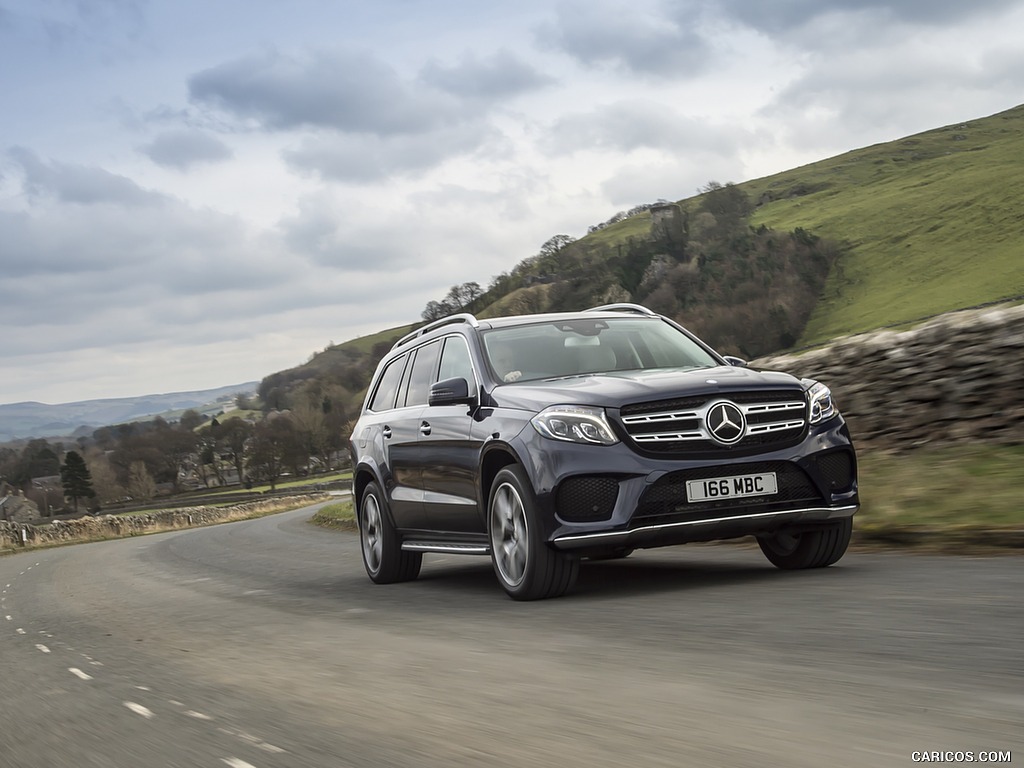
706,401,745,444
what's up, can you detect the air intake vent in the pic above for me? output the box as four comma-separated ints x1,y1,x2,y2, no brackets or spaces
557,476,619,522
817,451,854,492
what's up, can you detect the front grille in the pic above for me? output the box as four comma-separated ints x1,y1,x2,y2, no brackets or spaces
557,476,619,522
619,390,807,457
816,451,854,492
631,461,822,528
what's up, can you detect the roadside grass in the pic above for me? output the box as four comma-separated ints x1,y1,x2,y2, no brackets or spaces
194,470,352,497
243,470,351,495
310,501,355,531
856,443,1024,537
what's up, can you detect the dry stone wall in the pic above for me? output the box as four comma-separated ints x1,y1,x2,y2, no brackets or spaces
752,304,1024,449
0,493,330,553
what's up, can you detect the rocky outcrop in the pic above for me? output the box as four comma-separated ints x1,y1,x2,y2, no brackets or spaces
752,304,1024,448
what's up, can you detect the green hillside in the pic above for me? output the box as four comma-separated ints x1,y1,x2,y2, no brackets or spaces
745,104,1024,344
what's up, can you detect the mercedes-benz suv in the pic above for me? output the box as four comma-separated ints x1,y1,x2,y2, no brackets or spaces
349,304,858,600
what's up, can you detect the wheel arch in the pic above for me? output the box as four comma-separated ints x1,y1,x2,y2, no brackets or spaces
479,445,520,510
353,463,382,512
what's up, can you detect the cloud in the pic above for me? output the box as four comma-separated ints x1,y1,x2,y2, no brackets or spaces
544,100,746,155
714,0,1022,34
601,156,746,208
188,48,465,135
140,130,233,170
8,147,166,206
282,122,496,183
538,1,713,76
420,49,555,101
756,8,1024,153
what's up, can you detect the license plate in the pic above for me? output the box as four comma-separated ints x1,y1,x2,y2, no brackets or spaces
686,472,778,502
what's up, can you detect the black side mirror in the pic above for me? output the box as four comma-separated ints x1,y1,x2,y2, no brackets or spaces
429,377,476,407
722,356,748,367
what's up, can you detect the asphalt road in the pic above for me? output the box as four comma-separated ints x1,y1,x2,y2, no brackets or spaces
1,503,1020,768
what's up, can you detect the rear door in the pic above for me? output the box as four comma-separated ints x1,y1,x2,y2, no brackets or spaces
358,352,424,530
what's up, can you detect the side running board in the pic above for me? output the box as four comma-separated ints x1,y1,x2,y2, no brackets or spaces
401,540,491,556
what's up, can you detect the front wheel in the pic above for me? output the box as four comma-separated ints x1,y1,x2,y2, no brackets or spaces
488,466,579,600
359,482,422,584
758,518,852,570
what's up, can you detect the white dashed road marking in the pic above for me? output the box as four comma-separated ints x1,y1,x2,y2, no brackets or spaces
35,644,50,653
68,668,93,681
5,615,11,620
185,710,212,720
222,759,258,768
16,628,25,635
124,702,155,719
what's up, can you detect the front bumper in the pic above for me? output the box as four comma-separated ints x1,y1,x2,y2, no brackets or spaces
510,414,858,550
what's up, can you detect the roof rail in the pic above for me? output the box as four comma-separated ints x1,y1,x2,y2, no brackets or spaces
392,313,479,350
584,303,658,317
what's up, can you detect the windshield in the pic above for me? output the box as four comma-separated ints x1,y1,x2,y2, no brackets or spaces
481,317,720,383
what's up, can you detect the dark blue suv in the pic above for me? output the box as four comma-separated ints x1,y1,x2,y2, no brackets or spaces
350,304,858,600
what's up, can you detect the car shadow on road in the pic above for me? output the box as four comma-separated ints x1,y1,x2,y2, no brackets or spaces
406,548,831,603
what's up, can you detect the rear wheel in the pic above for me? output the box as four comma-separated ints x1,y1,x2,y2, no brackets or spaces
359,482,421,584
758,518,852,569
488,466,579,600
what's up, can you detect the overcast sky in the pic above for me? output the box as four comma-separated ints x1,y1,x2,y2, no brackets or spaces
1,0,1022,405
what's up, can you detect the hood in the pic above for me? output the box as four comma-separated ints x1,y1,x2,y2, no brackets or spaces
489,365,804,411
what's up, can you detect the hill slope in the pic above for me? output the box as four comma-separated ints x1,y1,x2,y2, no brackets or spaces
745,104,1024,344
0,382,259,442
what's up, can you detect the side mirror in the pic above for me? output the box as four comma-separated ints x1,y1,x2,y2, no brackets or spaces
722,356,748,367
429,377,476,407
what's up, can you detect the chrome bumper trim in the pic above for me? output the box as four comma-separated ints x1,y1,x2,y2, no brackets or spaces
552,504,859,549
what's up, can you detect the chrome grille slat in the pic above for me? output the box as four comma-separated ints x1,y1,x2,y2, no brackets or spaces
747,420,805,435
742,402,804,414
621,409,700,424
633,431,705,442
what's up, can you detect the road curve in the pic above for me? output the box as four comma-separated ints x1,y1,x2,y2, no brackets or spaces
0,503,1020,768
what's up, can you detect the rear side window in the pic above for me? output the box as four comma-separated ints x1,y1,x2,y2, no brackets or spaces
368,355,406,412
437,336,475,385
403,340,442,407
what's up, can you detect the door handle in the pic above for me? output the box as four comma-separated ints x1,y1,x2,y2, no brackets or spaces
420,421,431,436
382,425,392,439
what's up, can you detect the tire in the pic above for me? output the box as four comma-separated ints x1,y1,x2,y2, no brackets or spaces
358,482,422,584
487,466,579,600
758,518,853,570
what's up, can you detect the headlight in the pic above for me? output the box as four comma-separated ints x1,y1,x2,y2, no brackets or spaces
807,381,837,424
531,405,619,445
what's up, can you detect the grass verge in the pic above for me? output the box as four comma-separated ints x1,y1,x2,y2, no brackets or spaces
309,501,355,531
854,443,1024,551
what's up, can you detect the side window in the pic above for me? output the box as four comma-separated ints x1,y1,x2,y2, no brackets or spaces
437,336,475,385
368,355,406,412
403,340,442,407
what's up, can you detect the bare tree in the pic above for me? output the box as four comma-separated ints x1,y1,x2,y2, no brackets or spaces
128,461,157,501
